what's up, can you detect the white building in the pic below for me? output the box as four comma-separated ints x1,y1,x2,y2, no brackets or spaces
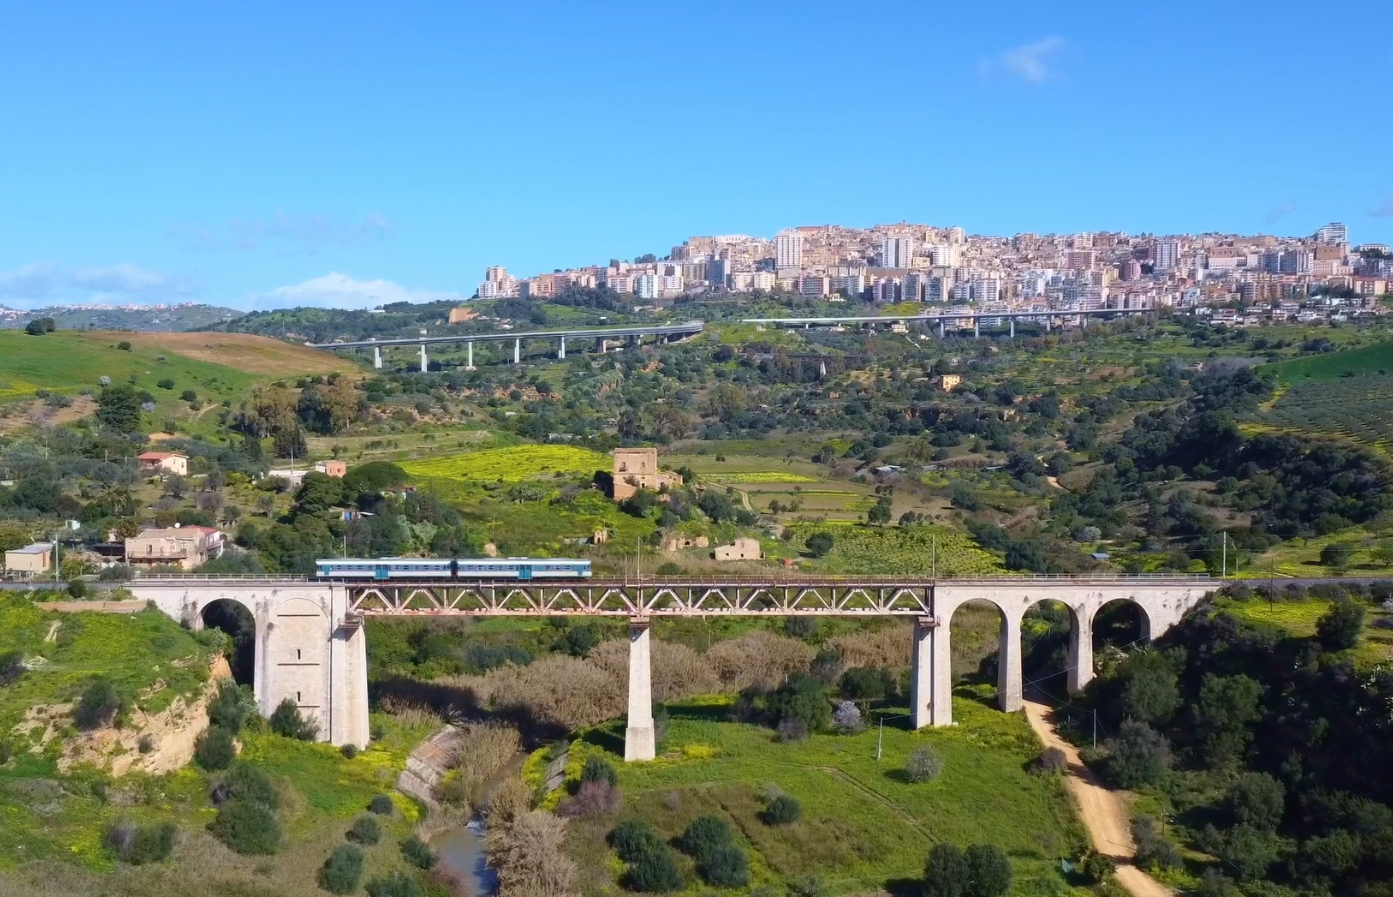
775,231,804,270
1155,239,1181,272
635,274,658,299
881,236,913,269
931,244,958,267
1315,222,1348,246
750,271,776,292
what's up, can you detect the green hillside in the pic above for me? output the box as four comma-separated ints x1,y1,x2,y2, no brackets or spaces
1260,338,1393,382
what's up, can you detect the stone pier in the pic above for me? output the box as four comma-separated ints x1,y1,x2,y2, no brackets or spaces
624,619,656,761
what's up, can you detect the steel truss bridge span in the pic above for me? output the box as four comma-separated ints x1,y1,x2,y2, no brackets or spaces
341,575,1213,618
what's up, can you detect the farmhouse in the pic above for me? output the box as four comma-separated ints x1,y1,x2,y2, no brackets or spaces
612,447,683,501
714,537,763,562
3,542,53,578
136,451,188,477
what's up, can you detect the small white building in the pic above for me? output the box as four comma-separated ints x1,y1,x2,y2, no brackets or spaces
136,452,188,477
713,537,763,562
3,542,54,578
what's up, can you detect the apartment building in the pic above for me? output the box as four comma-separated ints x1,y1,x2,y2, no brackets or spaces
125,527,214,571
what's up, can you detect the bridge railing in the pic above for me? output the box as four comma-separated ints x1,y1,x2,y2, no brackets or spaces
116,572,1218,586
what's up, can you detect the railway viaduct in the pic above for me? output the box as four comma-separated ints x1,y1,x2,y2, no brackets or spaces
127,576,1216,759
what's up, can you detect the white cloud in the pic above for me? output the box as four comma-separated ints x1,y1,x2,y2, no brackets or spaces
172,212,397,254
0,262,61,304
980,37,1065,83
69,263,193,295
248,272,463,311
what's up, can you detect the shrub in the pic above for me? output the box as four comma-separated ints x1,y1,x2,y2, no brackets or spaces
73,677,123,730
964,843,1012,897
805,532,834,557
906,745,944,783
1319,541,1356,569
762,795,801,826
832,700,863,733
581,755,619,787
1132,816,1182,871
365,871,422,897
769,672,830,733
701,843,750,887
0,650,24,685
679,815,732,863
611,819,664,862
347,815,382,845
106,820,177,865
369,794,394,815
1081,852,1116,882
209,799,281,855
784,616,819,639
117,340,132,350
924,842,968,897
195,726,236,771
776,718,809,743
1316,600,1365,651
207,681,256,733
558,780,622,818
223,763,278,809
137,734,155,754
790,874,824,897
67,579,88,599
399,834,435,870
625,843,684,892
839,666,894,703
1030,746,1068,774
319,843,365,894
269,698,319,740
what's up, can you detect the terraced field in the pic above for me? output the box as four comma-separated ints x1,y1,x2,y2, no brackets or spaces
1260,376,1393,450
401,444,611,482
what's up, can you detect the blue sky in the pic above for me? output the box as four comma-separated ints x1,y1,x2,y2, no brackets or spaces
1,0,1391,311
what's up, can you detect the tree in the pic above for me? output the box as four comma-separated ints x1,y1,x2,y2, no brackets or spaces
923,842,968,897
1104,720,1171,787
839,666,894,704
1320,541,1357,570
73,678,123,730
1117,649,1182,725
964,843,1012,897
296,472,344,513
97,384,143,433
832,700,863,733
1191,673,1263,769
1225,772,1285,832
805,532,834,558
347,815,382,845
700,843,750,887
768,673,830,734
1316,599,1365,651
210,799,282,855
25,317,55,335
906,745,944,783
679,816,732,864
866,495,893,525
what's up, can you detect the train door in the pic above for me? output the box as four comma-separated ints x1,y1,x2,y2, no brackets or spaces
375,564,390,580
518,564,533,580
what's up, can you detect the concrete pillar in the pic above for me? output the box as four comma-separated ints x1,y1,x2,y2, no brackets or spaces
627,334,637,348
932,613,954,726
1009,318,1015,339
910,618,934,728
974,317,980,338
558,335,566,360
419,345,427,373
998,613,1023,712
1068,605,1094,695
624,619,655,761
373,346,382,370
596,338,606,353
513,338,521,364
1082,315,1089,330
1045,315,1053,331
465,341,475,370
938,320,945,338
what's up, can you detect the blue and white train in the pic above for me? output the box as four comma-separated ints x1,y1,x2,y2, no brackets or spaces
313,557,592,581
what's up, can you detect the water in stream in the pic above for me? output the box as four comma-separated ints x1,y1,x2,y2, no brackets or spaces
432,818,497,897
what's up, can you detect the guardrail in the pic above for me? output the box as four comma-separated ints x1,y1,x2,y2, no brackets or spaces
111,573,1218,586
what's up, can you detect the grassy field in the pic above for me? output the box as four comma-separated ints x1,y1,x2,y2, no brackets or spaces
402,444,611,482
1261,338,1393,382
1217,595,1393,666
782,523,1005,576
0,330,352,437
542,690,1088,896
0,593,215,733
1242,526,1389,577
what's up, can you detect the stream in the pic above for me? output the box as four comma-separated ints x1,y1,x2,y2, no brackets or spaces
429,752,528,897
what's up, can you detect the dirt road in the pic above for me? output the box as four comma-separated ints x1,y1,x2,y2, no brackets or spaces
1022,698,1174,897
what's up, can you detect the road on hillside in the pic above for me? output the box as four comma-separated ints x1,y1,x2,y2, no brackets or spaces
1021,698,1175,897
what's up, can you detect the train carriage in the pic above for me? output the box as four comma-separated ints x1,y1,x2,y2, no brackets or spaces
314,557,591,580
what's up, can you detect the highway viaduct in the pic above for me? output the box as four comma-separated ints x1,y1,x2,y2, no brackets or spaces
307,321,705,372
125,575,1216,760
743,308,1152,338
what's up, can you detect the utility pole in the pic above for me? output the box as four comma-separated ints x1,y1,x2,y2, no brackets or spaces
1221,531,1228,580
877,716,884,761
931,535,937,580
1092,709,1098,749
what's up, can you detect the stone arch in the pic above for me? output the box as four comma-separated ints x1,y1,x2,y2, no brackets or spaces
943,595,1022,712
201,598,257,687
1090,597,1154,651
1018,597,1080,703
